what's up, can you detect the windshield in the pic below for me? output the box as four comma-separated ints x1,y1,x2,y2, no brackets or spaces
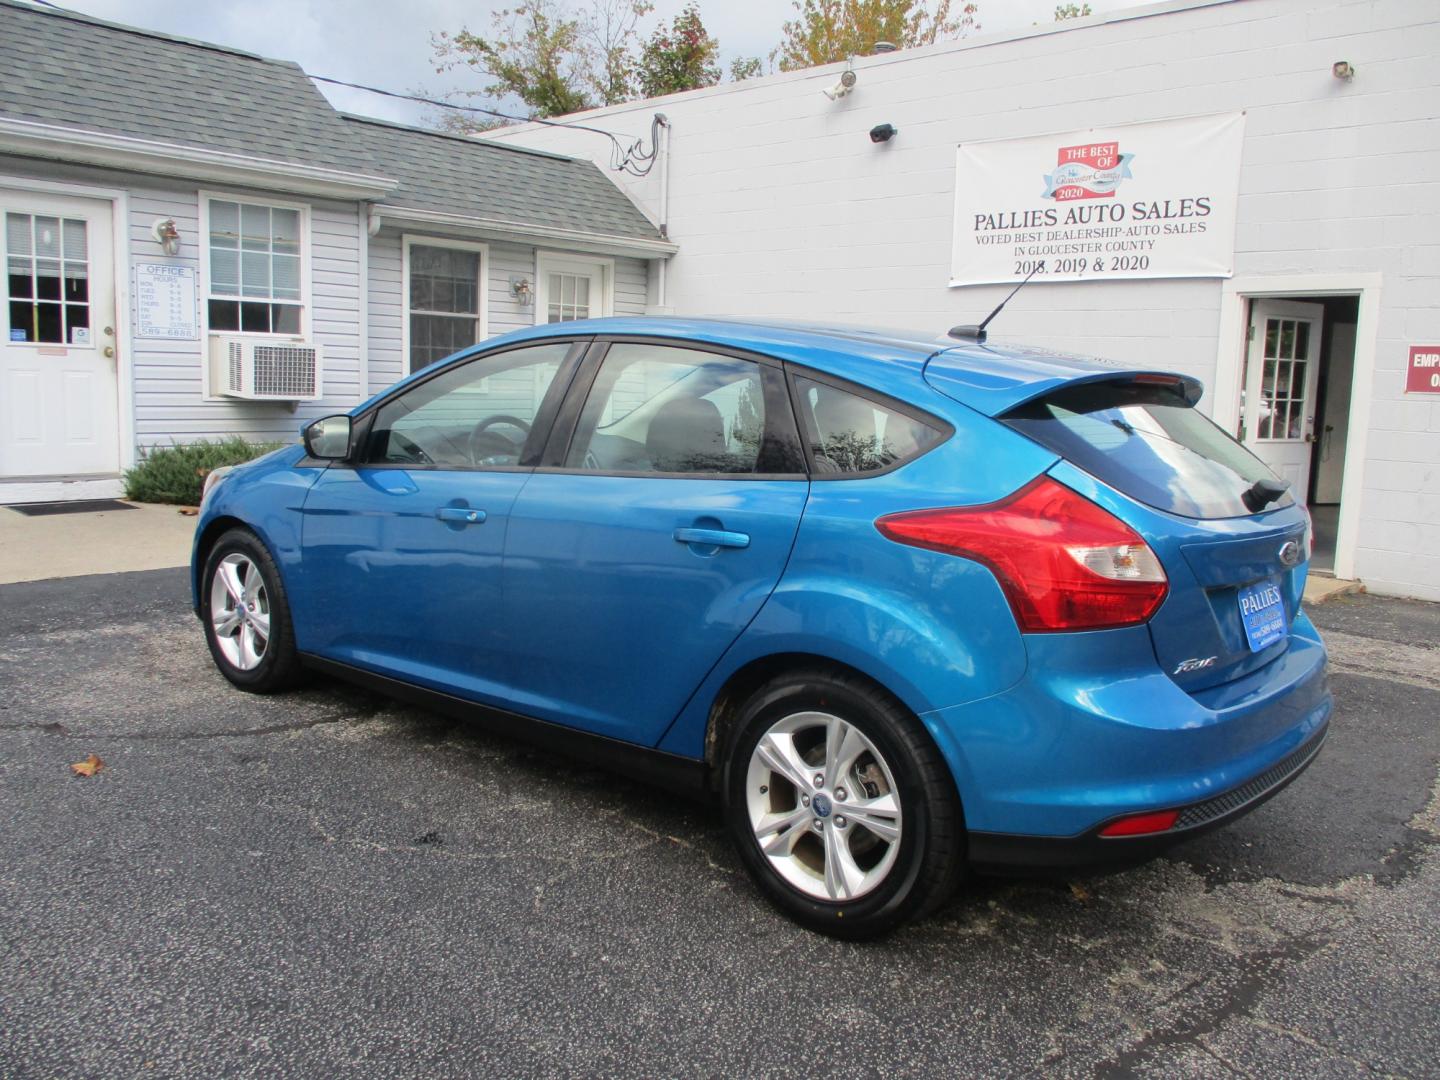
1002,380,1292,519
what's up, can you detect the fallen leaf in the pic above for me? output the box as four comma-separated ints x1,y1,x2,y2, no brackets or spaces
70,754,104,777
1069,881,1093,904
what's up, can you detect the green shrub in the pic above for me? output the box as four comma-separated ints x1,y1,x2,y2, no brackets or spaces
123,436,289,506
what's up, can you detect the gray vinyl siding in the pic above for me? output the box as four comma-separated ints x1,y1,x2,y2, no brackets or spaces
366,231,650,395
0,156,367,447
366,230,404,394
130,189,365,445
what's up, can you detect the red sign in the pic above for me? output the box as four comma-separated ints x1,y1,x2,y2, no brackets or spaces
1407,345,1440,394
1049,142,1127,202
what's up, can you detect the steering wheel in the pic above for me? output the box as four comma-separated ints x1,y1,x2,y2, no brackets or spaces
468,414,532,465
389,431,433,465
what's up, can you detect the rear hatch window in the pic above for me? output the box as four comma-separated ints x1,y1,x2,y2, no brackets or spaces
1003,376,1307,693
1001,379,1293,520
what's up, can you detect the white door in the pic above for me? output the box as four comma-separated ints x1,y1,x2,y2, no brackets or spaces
535,254,611,325
1240,299,1323,506
2,192,118,478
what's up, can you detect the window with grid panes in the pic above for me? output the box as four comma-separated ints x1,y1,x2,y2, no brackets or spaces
408,244,483,371
546,271,593,323
6,213,90,345
1258,317,1311,440
207,199,302,334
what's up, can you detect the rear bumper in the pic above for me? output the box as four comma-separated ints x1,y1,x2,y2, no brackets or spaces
919,609,1332,845
966,718,1328,873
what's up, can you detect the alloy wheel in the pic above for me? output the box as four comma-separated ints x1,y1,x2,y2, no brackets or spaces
209,552,270,671
744,710,903,901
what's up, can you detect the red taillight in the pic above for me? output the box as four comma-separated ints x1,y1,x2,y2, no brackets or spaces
1097,809,1180,837
875,476,1168,632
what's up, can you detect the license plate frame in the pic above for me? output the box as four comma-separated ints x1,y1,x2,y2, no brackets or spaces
1238,578,1287,652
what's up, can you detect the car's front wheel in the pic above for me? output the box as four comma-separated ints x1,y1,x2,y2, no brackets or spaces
200,528,301,693
723,668,965,939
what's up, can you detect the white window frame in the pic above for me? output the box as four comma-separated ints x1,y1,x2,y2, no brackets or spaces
1213,272,1382,583
199,189,311,345
534,251,614,327
401,234,489,375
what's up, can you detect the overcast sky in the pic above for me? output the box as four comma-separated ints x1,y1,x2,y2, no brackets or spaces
47,0,1153,125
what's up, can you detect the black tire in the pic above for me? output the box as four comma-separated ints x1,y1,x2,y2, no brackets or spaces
722,667,966,939
199,527,303,694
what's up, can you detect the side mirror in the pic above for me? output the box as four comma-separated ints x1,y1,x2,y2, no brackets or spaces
303,414,354,460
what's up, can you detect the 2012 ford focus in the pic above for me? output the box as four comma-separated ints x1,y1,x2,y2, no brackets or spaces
192,318,1331,938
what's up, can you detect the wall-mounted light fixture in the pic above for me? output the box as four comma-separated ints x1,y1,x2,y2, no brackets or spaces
151,217,181,256
1332,60,1355,80
870,123,898,144
823,66,857,101
509,276,534,305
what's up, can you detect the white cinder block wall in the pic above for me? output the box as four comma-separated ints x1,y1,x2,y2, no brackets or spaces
489,0,1440,600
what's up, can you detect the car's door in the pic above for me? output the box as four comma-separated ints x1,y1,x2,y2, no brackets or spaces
294,339,584,701
499,339,810,745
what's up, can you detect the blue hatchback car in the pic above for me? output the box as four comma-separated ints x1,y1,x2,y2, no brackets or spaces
192,318,1331,937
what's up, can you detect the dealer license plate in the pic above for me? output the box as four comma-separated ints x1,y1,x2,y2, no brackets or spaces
1238,579,1287,652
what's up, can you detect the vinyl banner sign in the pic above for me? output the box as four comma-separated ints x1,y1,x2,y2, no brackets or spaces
951,113,1245,287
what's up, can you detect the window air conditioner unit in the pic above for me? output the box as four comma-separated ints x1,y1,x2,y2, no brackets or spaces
208,335,322,401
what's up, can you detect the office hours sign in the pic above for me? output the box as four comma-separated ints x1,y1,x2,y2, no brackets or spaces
951,113,1245,287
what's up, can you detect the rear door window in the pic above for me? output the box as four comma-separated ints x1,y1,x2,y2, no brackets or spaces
793,375,945,475
1002,379,1292,519
564,343,799,475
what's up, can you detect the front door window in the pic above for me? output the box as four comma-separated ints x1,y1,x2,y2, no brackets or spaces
6,213,89,345
537,255,608,325
366,341,571,468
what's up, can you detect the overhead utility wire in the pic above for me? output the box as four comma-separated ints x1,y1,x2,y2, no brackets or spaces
309,75,663,177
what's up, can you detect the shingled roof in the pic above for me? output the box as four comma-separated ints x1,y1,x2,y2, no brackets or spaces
0,0,360,171
341,115,662,243
0,0,665,247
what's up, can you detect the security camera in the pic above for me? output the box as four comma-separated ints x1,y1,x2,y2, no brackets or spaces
869,123,898,143
823,69,857,100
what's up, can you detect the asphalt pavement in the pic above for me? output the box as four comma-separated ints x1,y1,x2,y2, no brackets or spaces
1,569,1437,1078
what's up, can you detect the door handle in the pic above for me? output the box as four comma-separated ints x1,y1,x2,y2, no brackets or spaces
436,507,486,524
674,527,749,549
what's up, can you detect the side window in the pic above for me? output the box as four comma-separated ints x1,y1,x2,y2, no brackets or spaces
794,375,944,475
566,344,771,475
365,342,571,467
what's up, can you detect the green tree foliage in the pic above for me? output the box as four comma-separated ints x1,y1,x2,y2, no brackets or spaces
1054,2,1092,20
636,3,722,98
775,0,980,71
434,1,594,119
729,55,765,81
434,1,748,125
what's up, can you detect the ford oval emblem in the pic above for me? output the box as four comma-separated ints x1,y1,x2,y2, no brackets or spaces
1278,540,1302,568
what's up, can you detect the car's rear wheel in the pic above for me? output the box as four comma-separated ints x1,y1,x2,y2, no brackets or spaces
200,528,301,693
723,668,965,939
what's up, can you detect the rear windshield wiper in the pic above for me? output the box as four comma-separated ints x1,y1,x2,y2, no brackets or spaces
1242,477,1291,513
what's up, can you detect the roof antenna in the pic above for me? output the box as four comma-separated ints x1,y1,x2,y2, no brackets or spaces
948,261,1046,344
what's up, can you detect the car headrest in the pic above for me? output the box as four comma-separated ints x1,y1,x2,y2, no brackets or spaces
646,396,727,473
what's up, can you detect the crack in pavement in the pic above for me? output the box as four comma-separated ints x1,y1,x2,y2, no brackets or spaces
0,711,372,741
1085,931,1337,1078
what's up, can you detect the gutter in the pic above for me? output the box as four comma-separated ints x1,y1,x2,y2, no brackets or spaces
370,205,678,259
0,117,398,201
